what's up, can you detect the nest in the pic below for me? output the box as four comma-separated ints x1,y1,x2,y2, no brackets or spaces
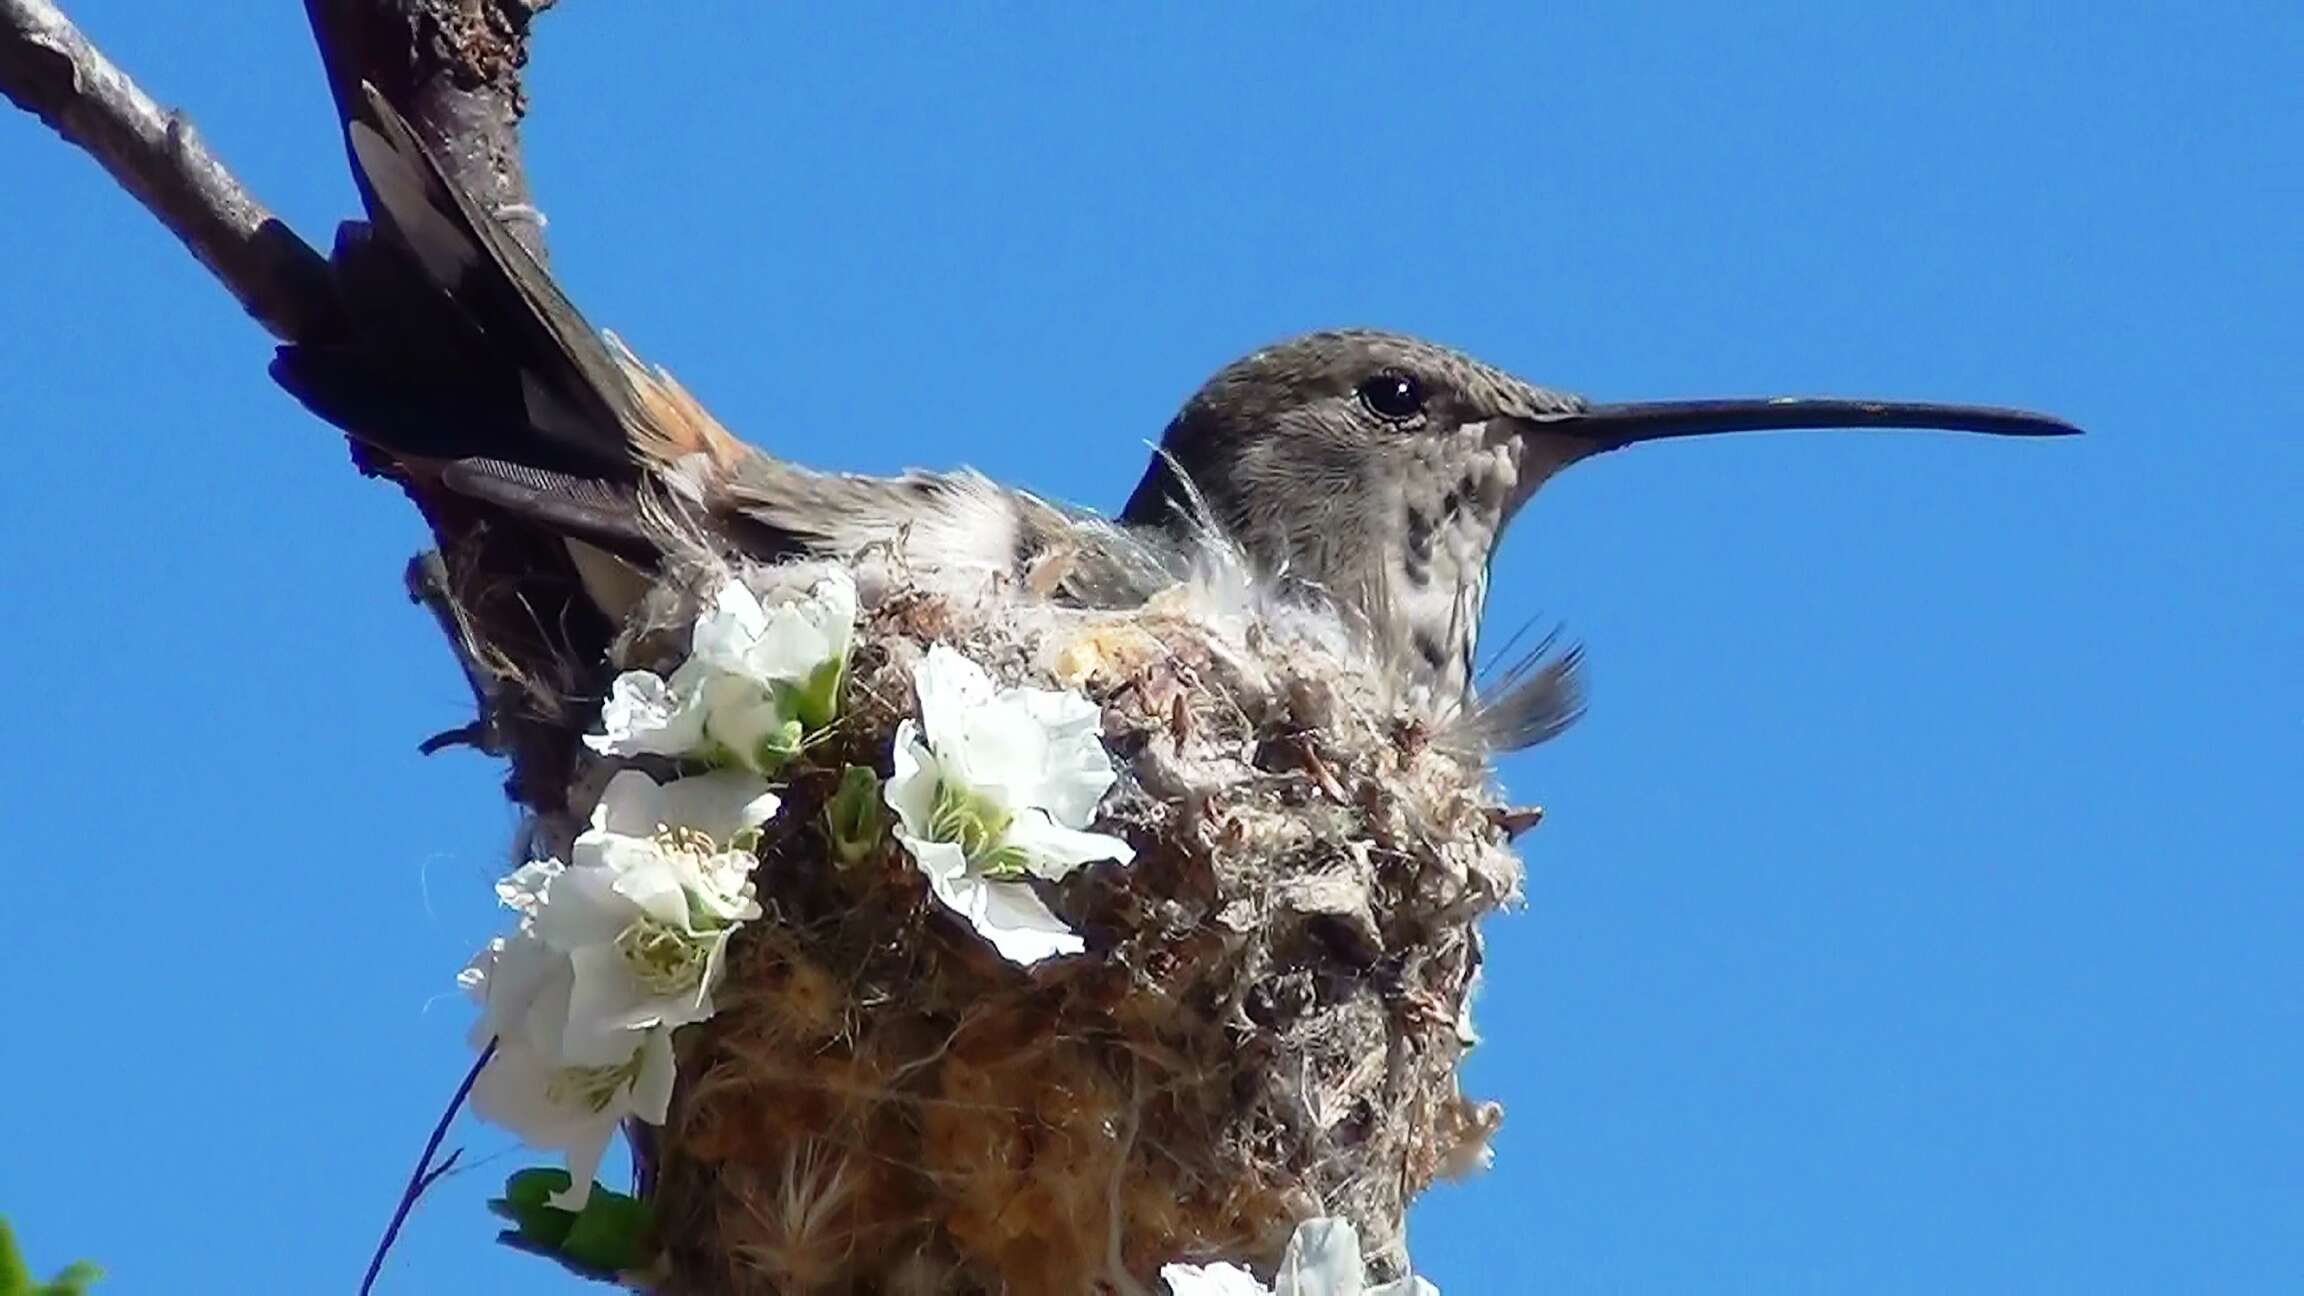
534,546,1519,1294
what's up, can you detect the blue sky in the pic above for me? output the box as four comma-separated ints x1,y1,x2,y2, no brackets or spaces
2,3,2297,1292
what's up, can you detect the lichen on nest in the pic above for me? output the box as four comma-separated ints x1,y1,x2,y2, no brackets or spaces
559,542,1519,1294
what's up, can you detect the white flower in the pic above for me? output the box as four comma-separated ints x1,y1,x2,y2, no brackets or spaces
883,644,1133,965
542,770,776,1065
461,933,675,1211
473,1033,675,1210
572,769,778,917
897,836,1084,964
1160,1218,1438,1296
589,665,708,758
465,923,564,1051
586,570,857,769
461,769,778,1206
694,570,857,719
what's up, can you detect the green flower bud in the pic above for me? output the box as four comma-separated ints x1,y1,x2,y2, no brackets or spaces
792,655,846,731
752,717,807,775
823,764,886,864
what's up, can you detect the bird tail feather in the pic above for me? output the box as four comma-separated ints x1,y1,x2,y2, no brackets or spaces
273,84,741,509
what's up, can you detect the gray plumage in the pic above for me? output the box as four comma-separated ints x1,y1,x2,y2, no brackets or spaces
1121,331,1600,728
277,86,2078,763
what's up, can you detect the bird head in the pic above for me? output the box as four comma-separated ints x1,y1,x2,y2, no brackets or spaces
1121,329,2077,732
1123,331,1585,589
1124,328,2077,584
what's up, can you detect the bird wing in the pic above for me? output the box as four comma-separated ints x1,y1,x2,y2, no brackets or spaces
277,85,638,477
273,84,766,550
273,87,1176,614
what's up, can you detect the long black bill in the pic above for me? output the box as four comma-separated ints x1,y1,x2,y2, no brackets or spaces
1557,398,2082,449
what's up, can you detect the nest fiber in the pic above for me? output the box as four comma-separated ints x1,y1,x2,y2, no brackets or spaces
561,550,1517,1294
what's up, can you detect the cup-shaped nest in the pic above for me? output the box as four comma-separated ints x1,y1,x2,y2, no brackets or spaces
593,554,1519,1295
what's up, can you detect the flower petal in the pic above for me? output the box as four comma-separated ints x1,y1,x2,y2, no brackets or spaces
470,1040,589,1147
901,833,1084,965
699,680,798,773
469,1028,676,1213
1004,809,1133,880
507,949,582,1060
466,931,572,1053
690,578,770,676
532,859,640,951
458,937,505,1000
1014,686,1121,827
914,644,996,749
941,691,1047,800
1275,1217,1367,1296
628,1027,678,1125
749,570,858,683
605,850,698,932
473,1036,614,1154
585,769,674,847
653,769,782,842
494,858,563,919
560,943,664,1065
908,647,1119,828
884,721,941,839
585,669,707,757
548,1114,617,1212
1163,1261,1273,1296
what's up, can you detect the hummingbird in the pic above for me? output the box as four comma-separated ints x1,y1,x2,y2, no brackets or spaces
1118,331,2076,745
275,86,2078,766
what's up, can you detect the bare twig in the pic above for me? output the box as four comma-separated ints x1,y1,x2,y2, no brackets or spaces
0,0,337,341
361,1038,495,1296
406,550,511,757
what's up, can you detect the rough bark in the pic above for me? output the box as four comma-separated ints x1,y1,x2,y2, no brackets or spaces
0,0,554,336
0,0,337,340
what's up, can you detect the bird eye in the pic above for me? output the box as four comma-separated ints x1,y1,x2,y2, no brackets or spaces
1357,371,1425,421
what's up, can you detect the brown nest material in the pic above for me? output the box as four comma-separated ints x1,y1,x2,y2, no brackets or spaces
570,552,1518,1294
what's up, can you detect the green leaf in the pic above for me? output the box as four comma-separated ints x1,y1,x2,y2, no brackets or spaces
488,1168,577,1249
42,1262,102,1296
501,1166,573,1211
490,1172,654,1279
0,1218,30,1293
0,1218,102,1296
559,1187,654,1274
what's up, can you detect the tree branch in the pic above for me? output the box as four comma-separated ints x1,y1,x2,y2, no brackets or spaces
297,0,604,816
302,0,554,261
0,0,337,341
